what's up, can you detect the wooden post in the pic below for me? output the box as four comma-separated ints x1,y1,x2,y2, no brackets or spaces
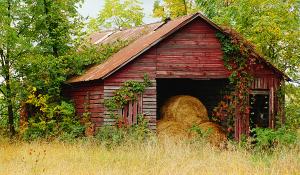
235,104,241,141
269,87,274,128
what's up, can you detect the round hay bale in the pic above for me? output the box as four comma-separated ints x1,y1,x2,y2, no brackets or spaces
157,120,189,138
197,122,227,145
160,95,208,126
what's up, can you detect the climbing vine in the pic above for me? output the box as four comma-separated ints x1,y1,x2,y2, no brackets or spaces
214,31,255,138
104,74,152,121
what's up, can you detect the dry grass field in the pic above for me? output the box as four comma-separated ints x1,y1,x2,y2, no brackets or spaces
0,137,299,175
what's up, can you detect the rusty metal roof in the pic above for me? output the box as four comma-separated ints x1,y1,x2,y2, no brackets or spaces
89,22,163,45
67,13,288,83
67,14,196,83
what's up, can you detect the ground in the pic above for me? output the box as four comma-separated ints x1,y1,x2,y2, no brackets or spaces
0,138,299,175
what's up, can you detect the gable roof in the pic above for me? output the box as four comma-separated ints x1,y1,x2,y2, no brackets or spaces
67,13,288,83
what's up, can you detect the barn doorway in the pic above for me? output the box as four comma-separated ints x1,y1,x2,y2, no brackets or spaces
249,91,270,130
156,78,230,120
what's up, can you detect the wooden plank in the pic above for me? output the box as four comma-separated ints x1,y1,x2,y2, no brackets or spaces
133,100,138,124
90,117,104,123
269,87,274,128
128,101,133,125
139,94,143,114
123,105,128,125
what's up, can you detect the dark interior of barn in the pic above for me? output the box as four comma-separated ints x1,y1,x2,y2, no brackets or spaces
156,78,230,120
249,93,270,129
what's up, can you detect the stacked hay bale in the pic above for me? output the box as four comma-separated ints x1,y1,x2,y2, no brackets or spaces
157,95,226,144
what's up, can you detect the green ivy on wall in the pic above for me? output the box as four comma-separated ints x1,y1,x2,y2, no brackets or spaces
214,31,255,138
104,74,152,123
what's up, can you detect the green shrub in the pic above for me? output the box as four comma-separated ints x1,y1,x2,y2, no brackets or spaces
252,127,298,150
22,101,85,141
95,126,126,147
127,115,152,141
95,115,153,148
190,124,212,138
285,104,300,130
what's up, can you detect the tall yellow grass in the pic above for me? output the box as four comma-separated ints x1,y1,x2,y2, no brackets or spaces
0,138,299,175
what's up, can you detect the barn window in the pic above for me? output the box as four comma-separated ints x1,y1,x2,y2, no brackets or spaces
121,94,143,125
249,91,270,129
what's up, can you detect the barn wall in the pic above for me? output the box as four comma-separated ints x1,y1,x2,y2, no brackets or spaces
64,81,104,127
103,18,232,129
156,19,231,79
103,51,157,129
250,62,284,129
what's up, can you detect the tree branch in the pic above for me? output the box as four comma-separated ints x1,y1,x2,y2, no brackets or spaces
0,88,6,97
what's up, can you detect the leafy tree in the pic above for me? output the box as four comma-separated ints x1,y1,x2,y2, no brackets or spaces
153,0,197,20
16,0,85,96
0,0,85,137
89,0,144,31
0,0,33,136
196,0,232,18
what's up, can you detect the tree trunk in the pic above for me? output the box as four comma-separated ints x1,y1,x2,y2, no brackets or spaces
5,0,15,137
6,78,15,137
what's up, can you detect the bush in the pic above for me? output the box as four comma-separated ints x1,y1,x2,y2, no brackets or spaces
95,115,153,148
190,124,212,138
252,127,298,150
22,101,85,141
95,126,126,147
285,103,300,130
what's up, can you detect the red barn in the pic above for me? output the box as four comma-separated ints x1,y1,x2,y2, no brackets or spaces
64,13,288,140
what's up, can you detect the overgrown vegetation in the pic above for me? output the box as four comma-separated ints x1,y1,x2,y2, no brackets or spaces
0,137,299,175
95,114,153,148
251,127,298,150
96,75,153,147
211,32,254,139
104,75,151,120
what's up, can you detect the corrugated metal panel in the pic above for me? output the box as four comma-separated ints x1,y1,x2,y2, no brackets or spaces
88,23,163,45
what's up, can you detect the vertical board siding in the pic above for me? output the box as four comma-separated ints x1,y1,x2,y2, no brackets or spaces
64,82,104,127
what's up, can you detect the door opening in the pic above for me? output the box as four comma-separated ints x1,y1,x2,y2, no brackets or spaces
249,91,270,130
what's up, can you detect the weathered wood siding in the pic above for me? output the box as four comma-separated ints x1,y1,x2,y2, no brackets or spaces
103,51,157,129
250,62,284,129
156,19,230,79
64,81,104,127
